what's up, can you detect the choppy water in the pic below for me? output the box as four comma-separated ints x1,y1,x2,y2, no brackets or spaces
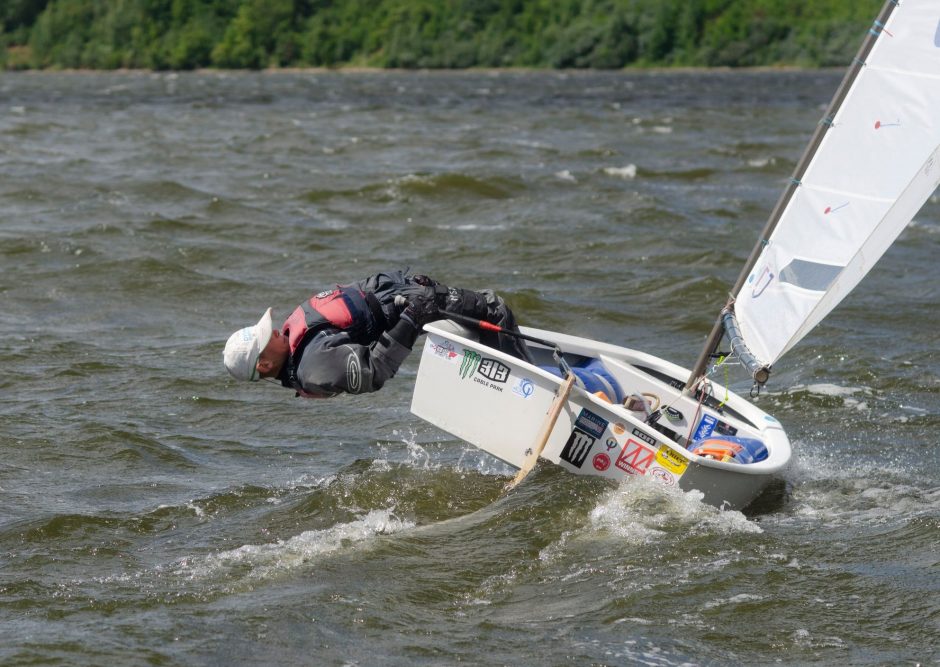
1,70,938,666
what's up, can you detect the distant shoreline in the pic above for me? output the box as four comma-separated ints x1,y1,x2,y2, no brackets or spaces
2,65,840,76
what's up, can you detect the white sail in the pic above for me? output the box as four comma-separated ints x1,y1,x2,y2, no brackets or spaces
735,1,940,367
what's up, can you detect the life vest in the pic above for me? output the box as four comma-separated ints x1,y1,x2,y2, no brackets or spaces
281,285,386,398
283,285,385,354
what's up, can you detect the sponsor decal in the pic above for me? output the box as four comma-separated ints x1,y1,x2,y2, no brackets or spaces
693,414,718,441
574,409,608,439
749,264,774,298
655,445,689,475
512,377,535,398
478,358,510,383
560,430,595,468
612,422,626,435
430,338,458,361
823,202,849,216
648,467,676,486
713,420,738,437
925,154,937,178
605,437,619,451
593,452,611,472
631,427,658,448
459,349,510,392
459,349,482,379
345,352,362,393
874,119,901,130
615,438,656,476
315,289,334,298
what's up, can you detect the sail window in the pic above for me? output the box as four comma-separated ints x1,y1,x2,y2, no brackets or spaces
778,259,842,292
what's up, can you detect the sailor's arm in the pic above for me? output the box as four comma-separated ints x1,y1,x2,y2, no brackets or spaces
294,319,420,395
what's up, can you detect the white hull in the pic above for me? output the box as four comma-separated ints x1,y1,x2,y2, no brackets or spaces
411,321,791,510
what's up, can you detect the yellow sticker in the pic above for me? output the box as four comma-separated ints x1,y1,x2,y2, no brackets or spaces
656,445,689,475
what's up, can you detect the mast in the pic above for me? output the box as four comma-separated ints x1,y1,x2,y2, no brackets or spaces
683,0,900,392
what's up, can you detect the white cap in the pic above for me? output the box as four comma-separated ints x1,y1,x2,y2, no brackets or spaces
223,308,273,382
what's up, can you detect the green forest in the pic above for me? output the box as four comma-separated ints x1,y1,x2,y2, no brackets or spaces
1,0,885,71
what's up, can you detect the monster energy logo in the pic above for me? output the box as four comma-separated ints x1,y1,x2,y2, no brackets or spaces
459,350,482,379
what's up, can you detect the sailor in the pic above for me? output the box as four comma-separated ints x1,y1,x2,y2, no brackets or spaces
223,270,531,398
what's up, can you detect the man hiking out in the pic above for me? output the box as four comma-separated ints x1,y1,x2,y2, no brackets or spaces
223,270,531,398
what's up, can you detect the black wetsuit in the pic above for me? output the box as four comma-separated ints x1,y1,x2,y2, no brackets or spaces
278,270,530,398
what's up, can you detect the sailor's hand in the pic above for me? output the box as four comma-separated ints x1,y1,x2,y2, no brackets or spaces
401,294,439,327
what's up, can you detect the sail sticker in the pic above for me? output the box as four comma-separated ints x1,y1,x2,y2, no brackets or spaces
693,414,718,441
593,452,611,471
575,409,608,439
749,265,774,298
560,429,595,468
778,259,842,292
824,202,849,215
615,439,656,475
874,119,901,130
511,377,535,398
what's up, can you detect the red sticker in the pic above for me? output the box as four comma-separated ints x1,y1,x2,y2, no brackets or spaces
593,453,611,471
615,439,655,475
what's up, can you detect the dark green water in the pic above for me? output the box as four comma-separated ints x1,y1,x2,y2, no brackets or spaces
1,70,937,666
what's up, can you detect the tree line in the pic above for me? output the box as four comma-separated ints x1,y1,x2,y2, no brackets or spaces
1,0,884,71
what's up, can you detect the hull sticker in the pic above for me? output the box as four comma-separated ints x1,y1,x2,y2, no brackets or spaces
561,429,595,468
575,409,608,439
631,427,658,448
429,338,459,362
615,438,656,476
593,452,611,471
511,377,535,399
655,445,688,475
692,414,717,441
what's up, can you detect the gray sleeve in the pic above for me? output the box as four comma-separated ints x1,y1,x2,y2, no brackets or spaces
295,321,418,395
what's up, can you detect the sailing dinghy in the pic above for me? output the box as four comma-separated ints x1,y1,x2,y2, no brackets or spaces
411,0,940,510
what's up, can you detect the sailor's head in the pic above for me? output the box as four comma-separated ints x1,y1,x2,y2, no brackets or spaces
223,308,273,382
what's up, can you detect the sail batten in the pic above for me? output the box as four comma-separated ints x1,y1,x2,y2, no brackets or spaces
732,0,940,370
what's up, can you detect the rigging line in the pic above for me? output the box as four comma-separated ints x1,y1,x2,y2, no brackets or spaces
685,379,712,443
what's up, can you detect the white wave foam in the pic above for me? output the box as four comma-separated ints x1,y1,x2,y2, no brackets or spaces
788,382,871,397
747,157,776,168
603,164,637,179
777,449,940,527
176,509,414,582
588,476,762,542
